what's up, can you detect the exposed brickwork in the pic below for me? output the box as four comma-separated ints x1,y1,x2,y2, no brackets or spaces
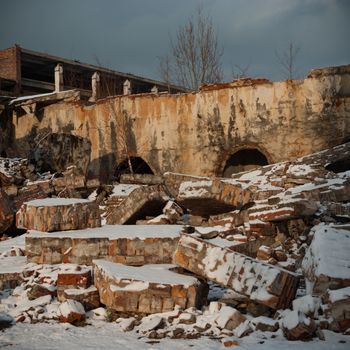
25,225,181,265
0,47,18,81
93,260,208,314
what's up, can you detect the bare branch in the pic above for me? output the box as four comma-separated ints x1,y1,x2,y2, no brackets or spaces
158,6,223,91
275,42,301,80
232,63,251,80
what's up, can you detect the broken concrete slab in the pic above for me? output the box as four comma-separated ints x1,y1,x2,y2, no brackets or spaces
302,224,350,295
16,198,101,232
167,175,252,216
106,185,169,225
25,225,182,265
174,234,300,309
93,260,208,314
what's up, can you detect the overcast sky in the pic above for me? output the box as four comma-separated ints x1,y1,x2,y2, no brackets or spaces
1,0,349,82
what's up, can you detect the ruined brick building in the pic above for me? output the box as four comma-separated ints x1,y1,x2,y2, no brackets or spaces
0,45,349,182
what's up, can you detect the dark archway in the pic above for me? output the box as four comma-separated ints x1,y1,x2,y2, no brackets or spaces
325,156,350,173
223,149,268,177
115,156,154,181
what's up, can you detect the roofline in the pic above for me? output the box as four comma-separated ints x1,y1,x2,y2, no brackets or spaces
14,45,188,92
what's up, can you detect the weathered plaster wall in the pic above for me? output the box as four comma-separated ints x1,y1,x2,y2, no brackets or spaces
9,66,350,181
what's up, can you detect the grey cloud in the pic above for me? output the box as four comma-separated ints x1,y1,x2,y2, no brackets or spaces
0,0,349,82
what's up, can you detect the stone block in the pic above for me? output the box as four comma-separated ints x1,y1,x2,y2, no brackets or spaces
174,234,299,309
282,310,316,340
323,287,350,332
93,260,208,314
16,198,101,232
302,224,350,295
26,225,181,265
59,286,100,311
58,300,85,324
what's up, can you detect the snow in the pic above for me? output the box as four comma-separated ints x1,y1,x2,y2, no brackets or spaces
138,315,164,333
251,316,278,327
9,91,58,104
214,306,241,329
286,164,315,177
205,237,244,249
25,197,93,207
0,234,25,255
94,261,199,287
111,184,142,197
64,286,98,296
202,245,234,284
302,223,350,281
119,317,136,331
292,295,320,316
58,300,85,317
283,310,311,330
0,256,26,274
327,286,350,303
0,317,349,349
9,90,76,105
27,224,183,239
178,180,212,198
110,281,149,292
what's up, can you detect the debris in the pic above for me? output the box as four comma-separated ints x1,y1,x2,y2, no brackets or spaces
58,300,85,324
282,310,316,340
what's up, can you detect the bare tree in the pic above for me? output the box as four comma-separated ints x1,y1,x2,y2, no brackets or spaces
275,42,301,80
231,63,251,80
158,55,173,92
159,6,223,91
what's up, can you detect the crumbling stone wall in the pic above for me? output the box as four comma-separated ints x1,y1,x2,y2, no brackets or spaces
7,65,350,181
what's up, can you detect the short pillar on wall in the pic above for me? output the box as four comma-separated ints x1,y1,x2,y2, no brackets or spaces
123,79,131,95
90,72,101,101
151,85,158,94
54,63,64,92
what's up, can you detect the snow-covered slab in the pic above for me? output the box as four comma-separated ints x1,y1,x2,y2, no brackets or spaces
0,234,25,255
0,256,26,289
302,223,350,294
174,234,300,309
16,197,101,232
26,225,183,265
93,260,207,314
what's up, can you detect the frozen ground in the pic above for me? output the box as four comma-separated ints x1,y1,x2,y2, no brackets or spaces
0,322,349,350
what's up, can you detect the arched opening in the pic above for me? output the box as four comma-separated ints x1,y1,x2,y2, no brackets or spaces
115,156,154,181
325,156,350,173
223,149,268,177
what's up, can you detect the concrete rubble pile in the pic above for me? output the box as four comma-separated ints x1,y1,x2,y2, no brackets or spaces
0,158,89,236
0,142,350,344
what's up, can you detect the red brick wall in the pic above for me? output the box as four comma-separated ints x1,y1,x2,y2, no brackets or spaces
0,46,19,81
